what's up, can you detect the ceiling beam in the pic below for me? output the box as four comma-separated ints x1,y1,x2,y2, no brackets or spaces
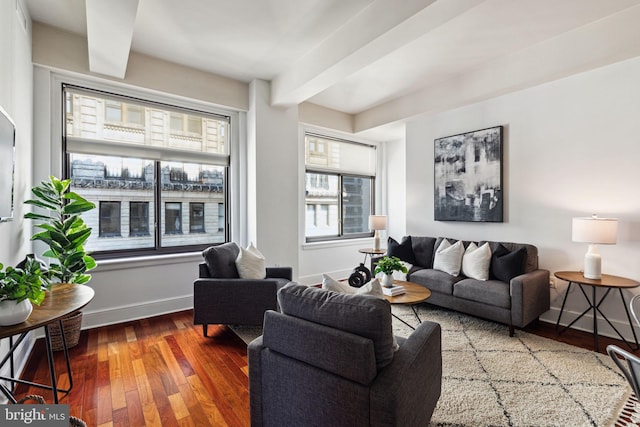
271,0,484,107
353,4,640,133
86,0,139,79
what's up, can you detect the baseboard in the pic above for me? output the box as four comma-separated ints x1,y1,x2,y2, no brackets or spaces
81,295,193,330
540,306,640,344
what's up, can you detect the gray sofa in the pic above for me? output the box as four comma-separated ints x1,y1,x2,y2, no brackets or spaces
379,236,550,336
248,283,442,426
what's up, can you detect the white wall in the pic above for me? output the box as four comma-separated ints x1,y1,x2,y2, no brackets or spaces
404,56,640,340
0,0,35,398
247,80,300,271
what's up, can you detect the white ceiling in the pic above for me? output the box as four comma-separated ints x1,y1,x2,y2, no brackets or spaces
25,0,640,141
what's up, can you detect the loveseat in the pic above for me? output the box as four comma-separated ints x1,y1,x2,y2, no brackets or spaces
378,236,550,336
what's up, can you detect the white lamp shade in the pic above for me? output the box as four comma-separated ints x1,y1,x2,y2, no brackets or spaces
368,215,387,231
572,216,618,244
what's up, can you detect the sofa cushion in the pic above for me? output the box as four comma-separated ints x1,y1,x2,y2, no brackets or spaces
462,242,492,281
490,245,526,282
322,274,398,351
387,236,416,265
409,268,462,295
202,242,240,278
277,283,395,370
453,278,511,309
433,239,464,276
410,236,437,268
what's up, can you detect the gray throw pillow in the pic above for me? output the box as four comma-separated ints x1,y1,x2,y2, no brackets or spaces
202,242,240,278
278,282,395,370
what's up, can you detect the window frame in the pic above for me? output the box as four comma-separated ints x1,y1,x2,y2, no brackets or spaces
60,82,236,260
304,133,378,243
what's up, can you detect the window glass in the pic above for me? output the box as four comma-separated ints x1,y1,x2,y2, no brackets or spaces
165,202,182,235
99,201,121,237
130,202,150,237
71,154,154,251
160,161,225,247
304,133,376,242
190,203,205,233
305,173,339,238
342,176,372,235
64,85,231,257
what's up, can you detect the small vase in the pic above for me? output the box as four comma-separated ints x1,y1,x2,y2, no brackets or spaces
382,273,395,288
0,299,33,326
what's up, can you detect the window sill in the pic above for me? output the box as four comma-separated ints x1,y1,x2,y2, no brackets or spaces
302,237,374,251
93,251,202,272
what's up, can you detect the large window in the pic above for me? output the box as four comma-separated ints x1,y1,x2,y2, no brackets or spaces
63,85,231,257
304,134,376,242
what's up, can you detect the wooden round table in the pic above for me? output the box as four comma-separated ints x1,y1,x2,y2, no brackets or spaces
554,271,640,352
384,280,431,329
0,283,95,403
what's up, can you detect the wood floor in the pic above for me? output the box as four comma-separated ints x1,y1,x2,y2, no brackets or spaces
13,310,249,427
11,309,640,427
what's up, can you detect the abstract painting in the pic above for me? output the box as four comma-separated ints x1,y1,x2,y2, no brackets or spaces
434,126,503,222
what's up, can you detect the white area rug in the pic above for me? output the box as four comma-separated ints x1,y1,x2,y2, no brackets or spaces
231,304,631,426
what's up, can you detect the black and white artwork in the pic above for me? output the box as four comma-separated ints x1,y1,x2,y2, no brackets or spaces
434,126,503,222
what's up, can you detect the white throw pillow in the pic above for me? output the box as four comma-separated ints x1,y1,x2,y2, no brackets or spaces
461,242,492,281
235,242,266,279
322,274,384,299
433,239,464,277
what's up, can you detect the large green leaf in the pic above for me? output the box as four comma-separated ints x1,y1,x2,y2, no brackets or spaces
24,212,52,221
62,200,96,215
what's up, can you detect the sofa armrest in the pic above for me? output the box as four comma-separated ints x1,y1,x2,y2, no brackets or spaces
370,321,442,426
510,269,551,328
266,266,292,280
199,262,210,278
248,336,266,427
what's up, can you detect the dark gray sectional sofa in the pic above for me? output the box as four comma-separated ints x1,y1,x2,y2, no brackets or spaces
380,236,550,336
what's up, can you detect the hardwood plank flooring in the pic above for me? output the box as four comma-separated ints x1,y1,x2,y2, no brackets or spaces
11,309,640,426
13,311,248,427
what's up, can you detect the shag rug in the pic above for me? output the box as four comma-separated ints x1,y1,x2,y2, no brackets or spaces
231,304,631,426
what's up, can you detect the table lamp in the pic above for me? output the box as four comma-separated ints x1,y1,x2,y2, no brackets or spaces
572,214,618,280
368,215,387,251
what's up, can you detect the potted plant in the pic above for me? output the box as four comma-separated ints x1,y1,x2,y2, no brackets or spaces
374,256,408,288
0,257,47,326
24,176,96,348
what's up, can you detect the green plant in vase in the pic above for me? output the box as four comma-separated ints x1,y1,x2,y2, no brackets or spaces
24,175,96,349
0,257,47,326
374,256,408,288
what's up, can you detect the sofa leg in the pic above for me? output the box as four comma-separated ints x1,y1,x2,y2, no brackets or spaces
203,324,208,337
509,324,514,337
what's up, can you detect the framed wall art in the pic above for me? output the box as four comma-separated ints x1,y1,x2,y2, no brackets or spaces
434,125,503,222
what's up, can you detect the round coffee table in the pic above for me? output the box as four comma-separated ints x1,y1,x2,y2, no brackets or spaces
384,280,431,329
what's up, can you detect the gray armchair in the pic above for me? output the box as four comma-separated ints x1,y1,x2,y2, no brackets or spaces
248,283,442,427
193,242,292,336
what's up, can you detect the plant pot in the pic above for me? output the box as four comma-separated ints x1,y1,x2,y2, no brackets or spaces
47,310,83,351
0,299,33,326
382,273,395,288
